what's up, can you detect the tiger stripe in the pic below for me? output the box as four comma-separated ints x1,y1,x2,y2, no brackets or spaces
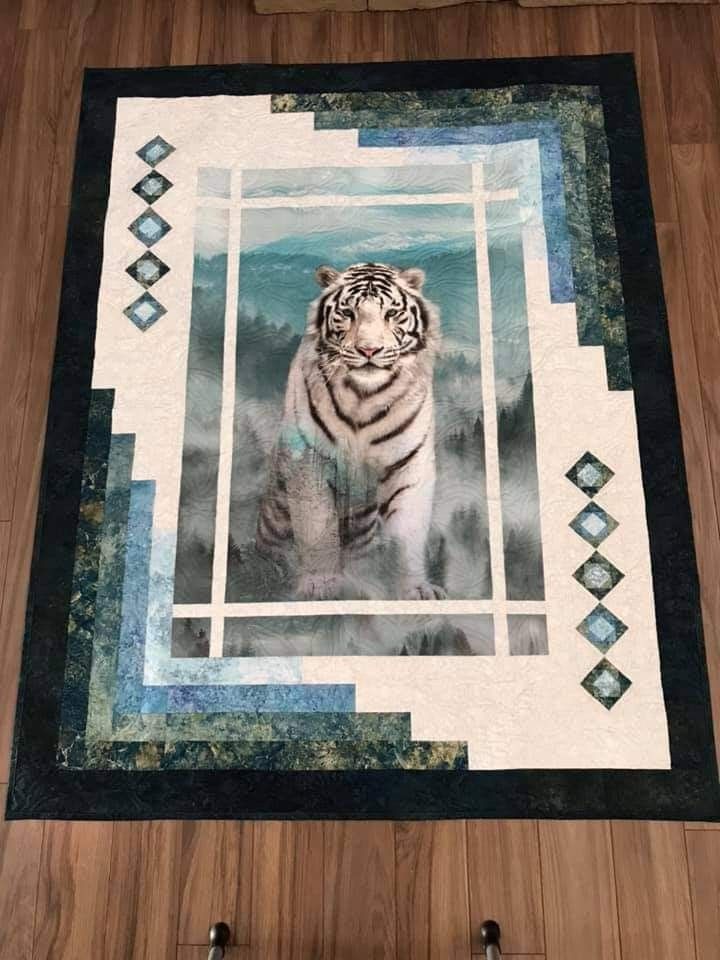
380,434,428,485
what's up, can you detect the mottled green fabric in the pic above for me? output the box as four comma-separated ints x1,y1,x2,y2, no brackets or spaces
67,736,468,771
84,433,135,741
59,391,114,749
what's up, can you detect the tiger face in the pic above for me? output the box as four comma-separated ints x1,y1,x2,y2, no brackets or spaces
313,262,436,376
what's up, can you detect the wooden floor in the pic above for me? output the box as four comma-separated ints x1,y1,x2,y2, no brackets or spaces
0,0,719,957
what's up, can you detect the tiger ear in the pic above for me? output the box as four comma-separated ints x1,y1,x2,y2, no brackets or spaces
399,268,425,291
315,265,340,288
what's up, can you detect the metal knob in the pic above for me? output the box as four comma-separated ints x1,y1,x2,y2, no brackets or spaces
480,919,502,959
207,922,231,959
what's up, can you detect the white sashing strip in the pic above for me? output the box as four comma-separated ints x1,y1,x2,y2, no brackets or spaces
174,600,547,619
209,172,242,657
239,189,518,208
472,163,509,654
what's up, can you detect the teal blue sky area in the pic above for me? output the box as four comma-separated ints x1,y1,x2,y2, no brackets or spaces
238,202,480,350
242,164,472,197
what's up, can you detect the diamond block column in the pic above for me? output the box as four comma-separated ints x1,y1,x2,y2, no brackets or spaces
124,135,175,331
566,452,631,708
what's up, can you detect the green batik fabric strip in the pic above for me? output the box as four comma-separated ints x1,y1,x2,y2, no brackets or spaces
270,84,602,115
76,478,166,756
511,87,628,387
76,738,468,771
93,707,412,747
82,433,135,743
163,710,413,743
57,389,114,765
62,711,418,769
271,87,518,114
271,87,630,389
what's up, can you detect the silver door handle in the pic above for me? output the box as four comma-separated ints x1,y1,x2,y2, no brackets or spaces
480,919,502,959
208,922,231,960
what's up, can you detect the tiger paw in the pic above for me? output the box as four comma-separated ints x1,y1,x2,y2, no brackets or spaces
406,581,447,600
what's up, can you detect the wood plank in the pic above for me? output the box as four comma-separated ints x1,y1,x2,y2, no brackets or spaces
273,11,331,62
597,4,634,53
0,204,68,781
171,0,227,65
329,9,385,62
324,822,396,960
685,822,720,830
223,0,274,62
554,5,601,55
0,3,119,775
0,0,20,139
612,821,695,960
538,822,620,960
465,2,492,60
489,2,550,58
473,956,544,960
0,522,10,632
654,5,720,144
118,0,174,67
19,0,66,29
33,822,113,960
686,829,720,960
383,9,439,61
467,821,544,956
0,29,64,520
633,7,679,223
671,145,720,753
49,0,123,213
435,2,471,60
104,821,182,960
0,785,44,960
395,822,470,960
656,221,720,757
178,821,252,946
0,124,68,786
252,821,324,960
672,144,720,519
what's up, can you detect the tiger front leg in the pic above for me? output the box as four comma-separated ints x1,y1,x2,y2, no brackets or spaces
381,471,446,600
285,449,344,600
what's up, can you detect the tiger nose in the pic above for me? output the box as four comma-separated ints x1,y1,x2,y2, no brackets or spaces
358,345,381,357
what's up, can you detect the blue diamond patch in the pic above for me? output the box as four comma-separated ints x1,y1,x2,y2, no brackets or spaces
566,452,614,497
129,209,171,247
569,502,619,547
136,135,175,167
132,171,173,205
577,604,628,653
573,551,624,600
581,658,631,709
126,251,169,289
124,292,167,331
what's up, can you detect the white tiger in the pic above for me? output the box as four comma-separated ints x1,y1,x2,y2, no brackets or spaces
255,261,443,600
